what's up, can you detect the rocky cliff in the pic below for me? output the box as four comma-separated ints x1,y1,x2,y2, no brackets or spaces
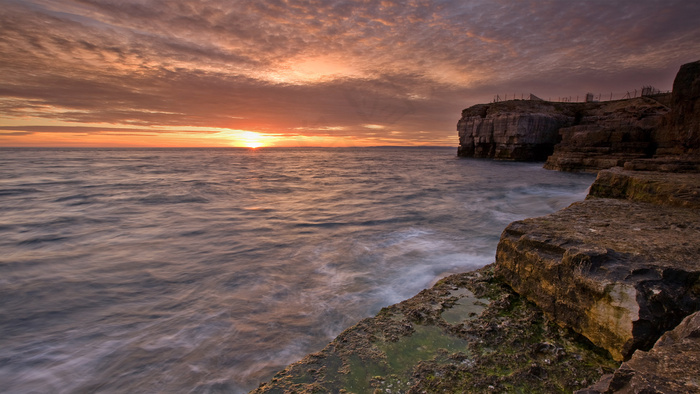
458,61,700,172
543,97,670,172
656,60,700,156
456,101,577,161
492,60,700,392
253,61,700,393
456,96,673,169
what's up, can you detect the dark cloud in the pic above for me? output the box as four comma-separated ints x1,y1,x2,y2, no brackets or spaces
1,0,699,146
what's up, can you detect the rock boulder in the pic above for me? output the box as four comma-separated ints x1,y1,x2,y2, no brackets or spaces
656,60,700,156
578,311,700,393
495,168,700,361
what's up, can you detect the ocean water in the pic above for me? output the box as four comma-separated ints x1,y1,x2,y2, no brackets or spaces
0,147,595,393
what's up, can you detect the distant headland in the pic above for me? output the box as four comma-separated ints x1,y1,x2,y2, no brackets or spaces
457,60,700,173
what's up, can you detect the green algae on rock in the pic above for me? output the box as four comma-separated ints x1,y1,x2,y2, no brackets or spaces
588,166,700,209
252,266,618,393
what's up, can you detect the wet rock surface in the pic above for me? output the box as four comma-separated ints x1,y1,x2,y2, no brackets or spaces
252,266,618,393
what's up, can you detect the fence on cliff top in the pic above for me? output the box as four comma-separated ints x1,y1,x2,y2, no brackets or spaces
492,86,670,103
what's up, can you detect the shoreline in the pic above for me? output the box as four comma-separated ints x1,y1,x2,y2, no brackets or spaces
252,165,700,393
252,60,700,393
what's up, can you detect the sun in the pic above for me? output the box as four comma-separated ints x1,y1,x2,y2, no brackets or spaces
237,131,270,149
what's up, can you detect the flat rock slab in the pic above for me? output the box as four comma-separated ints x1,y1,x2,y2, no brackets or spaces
253,266,618,393
589,167,700,209
496,198,700,361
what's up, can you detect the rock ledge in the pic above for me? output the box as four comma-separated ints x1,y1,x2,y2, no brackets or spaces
496,181,700,361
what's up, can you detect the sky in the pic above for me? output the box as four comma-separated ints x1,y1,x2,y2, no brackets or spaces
1,0,699,148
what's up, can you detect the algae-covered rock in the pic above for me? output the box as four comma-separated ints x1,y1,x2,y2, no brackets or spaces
588,167,700,209
253,265,618,393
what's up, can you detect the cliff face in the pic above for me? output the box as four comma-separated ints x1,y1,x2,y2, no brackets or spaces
457,101,577,161
656,59,700,156
543,97,670,172
458,60,700,172
456,97,671,169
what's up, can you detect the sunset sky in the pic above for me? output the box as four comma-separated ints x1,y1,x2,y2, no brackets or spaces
1,1,699,148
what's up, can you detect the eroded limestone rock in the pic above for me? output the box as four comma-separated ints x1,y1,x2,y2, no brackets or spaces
495,198,700,361
543,97,670,172
457,101,576,161
456,95,672,170
544,59,700,171
579,311,700,393
588,167,700,209
656,59,700,156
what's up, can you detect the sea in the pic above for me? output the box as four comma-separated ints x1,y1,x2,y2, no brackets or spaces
0,147,595,393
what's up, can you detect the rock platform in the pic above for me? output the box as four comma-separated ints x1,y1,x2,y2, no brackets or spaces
253,167,700,393
252,266,618,393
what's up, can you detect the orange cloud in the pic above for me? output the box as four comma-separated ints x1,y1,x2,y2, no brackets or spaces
2,0,699,147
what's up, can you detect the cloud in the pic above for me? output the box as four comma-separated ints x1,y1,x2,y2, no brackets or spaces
1,0,700,146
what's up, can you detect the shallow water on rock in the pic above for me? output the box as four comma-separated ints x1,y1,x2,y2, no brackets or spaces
441,289,489,324
0,147,595,393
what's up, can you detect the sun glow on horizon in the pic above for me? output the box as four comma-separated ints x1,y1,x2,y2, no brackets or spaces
235,130,272,148
0,116,455,147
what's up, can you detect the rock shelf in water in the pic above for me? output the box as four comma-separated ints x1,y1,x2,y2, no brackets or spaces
252,266,619,393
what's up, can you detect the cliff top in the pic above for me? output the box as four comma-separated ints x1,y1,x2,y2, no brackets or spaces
461,95,671,119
